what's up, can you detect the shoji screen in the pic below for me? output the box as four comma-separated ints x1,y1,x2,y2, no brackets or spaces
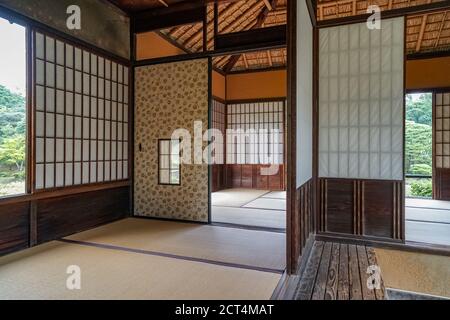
435,92,450,169
226,101,284,165
434,92,450,200
34,30,129,190
318,17,404,180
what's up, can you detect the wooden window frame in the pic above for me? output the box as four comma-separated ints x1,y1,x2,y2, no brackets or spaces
158,139,181,186
32,28,130,192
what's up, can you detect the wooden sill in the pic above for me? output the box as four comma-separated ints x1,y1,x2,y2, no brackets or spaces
0,180,130,206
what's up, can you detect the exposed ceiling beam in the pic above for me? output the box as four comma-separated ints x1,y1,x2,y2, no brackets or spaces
263,0,273,11
416,14,428,52
190,0,266,51
243,53,249,69
224,0,278,72
158,0,169,7
134,2,206,33
181,0,243,48
267,50,273,66
435,11,448,48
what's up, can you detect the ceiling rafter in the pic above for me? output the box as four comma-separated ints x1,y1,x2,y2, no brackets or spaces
190,0,266,52
181,2,239,47
416,13,429,52
224,0,278,72
434,10,448,48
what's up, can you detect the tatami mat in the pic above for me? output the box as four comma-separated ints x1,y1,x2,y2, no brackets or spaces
243,198,286,211
212,206,286,229
211,188,269,207
406,220,450,246
65,218,286,271
262,191,286,200
0,241,281,300
375,248,450,298
406,207,450,224
406,198,450,210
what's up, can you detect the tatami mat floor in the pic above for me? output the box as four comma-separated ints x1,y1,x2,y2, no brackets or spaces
212,189,286,230
0,218,285,300
406,198,450,246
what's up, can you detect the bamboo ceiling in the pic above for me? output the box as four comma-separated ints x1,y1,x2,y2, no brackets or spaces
317,0,450,54
160,0,288,72
129,0,450,72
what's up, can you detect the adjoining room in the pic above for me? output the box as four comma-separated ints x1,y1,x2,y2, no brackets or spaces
210,51,287,231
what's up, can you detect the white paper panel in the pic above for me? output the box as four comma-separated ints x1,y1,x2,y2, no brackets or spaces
34,30,129,189
318,17,404,180
296,0,313,187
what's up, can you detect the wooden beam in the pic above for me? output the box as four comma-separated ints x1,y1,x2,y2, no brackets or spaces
189,0,265,52
416,14,428,52
223,0,278,72
203,5,208,51
134,2,207,33
158,0,169,7
243,53,249,69
267,50,273,66
216,25,286,51
263,0,273,11
435,11,448,48
183,0,243,48
214,1,219,37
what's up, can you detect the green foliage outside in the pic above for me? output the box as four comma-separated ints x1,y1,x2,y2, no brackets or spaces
405,93,432,198
410,179,433,198
0,85,26,196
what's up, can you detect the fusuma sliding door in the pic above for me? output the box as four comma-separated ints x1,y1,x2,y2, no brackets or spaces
318,17,405,242
134,59,210,222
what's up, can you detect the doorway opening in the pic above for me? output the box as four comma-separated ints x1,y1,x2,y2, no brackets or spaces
209,52,287,232
405,92,450,247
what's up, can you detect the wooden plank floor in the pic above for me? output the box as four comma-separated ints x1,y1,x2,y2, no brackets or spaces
295,241,385,300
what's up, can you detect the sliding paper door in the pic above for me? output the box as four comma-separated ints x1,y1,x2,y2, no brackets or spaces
318,17,405,241
34,30,130,191
134,59,209,222
434,92,450,200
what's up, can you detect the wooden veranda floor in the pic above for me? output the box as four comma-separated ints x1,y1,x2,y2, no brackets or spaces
294,241,385,300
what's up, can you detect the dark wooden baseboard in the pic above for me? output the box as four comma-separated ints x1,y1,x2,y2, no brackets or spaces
0,186,130,257
318,178,404,242
290,180,314,270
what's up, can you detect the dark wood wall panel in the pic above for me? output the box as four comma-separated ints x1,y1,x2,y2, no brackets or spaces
225,164,285,191
211,164,226,192
363,181,400,239
320,179,354,235
291,179,314,271
36,187,129,244
319,178,404,242
434,169,450,200
0,202,30,256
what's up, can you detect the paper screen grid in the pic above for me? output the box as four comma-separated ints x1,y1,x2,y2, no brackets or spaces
226,101,284,165
318,17,404,180
34,31,129,190
435,93,450,169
